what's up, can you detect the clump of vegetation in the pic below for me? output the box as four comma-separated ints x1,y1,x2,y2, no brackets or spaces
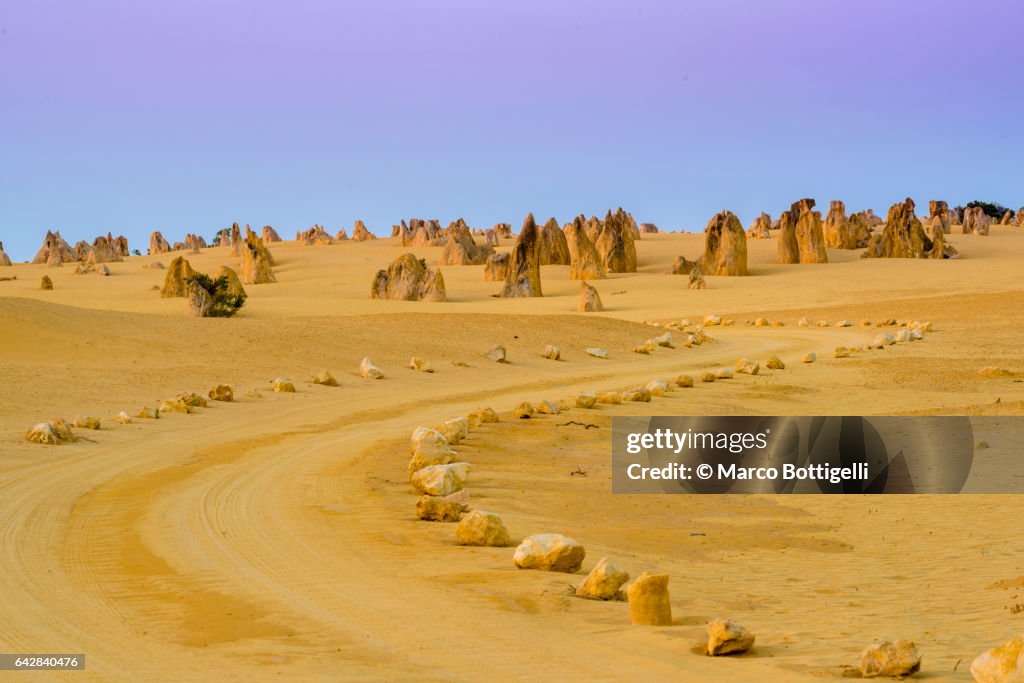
961,201,1013,219
186,273,246,318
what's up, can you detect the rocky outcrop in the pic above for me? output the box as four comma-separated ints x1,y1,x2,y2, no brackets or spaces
538,217,571,265
214,265,247,298
440,220,493,265
746,212,772,239
483,252,509,281
578,281,603,312
240,226,276,284
962,206,992,235
0,241,11,267
500,214,543,297
86,235,124,264
928,200,951,234
640,223,658,234
32,231,76,266
455,510,510,546
848,211,875,247
352,220,375,241
160,256,197,297
261,225,282,243
149,231,171,255
230,222,243,256
667,255,697,275
700,211,748,276
595,208,638,273
823,200,856,249
187,279,211,317
778,199,827,263
371,253,447,301
862,198,952,259
335,228,349,241
298,224,333,245
971,635,1024,682
564,216,606,280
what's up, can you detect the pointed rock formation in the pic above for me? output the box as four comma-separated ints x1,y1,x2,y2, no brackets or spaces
565,217,606,280
538,217,571,265
700,210,748,276
848,211,875,248
1001,210,1013,225
483,252,510,282
160,256,197,297
40,275,54,290
149,231,170,255
928,201,951,234
746,212,772,239
298,224,333,245
352,220,376,241
500,214,543,297
229,222,243,256
370,253,447,301
862,198,952,259
595,208,638,273
823,200,856,249
32,230,76,265
440,219,493,265
640,223,659,234
240,226,276,284
261,225,282,243
578,282,603,312
778,199,827,263
0,241,11,267
87,235,124,264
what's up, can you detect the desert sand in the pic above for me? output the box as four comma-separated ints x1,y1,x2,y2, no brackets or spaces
1,224,1024,681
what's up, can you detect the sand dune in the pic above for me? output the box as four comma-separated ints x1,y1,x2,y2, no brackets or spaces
1,227,1023,680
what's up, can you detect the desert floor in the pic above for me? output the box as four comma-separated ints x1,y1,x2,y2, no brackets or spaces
1,228,1023,681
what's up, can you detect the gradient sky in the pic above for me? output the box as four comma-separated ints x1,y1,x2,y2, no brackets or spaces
1,0,1021,260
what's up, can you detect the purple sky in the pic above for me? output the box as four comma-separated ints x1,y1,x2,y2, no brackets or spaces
1,0,1021,260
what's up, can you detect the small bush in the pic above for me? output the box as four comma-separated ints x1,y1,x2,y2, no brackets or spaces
965,200,1012,219
186,273,246,318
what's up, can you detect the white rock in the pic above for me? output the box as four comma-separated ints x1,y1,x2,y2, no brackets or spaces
543,344,561,360
513,534,586,572
576,557,629,600
586,347,608,359
455,510,510,546
735,358,759,375
703,314,721,326
802,352,816,363
707,618,755,656
653,332,674,348
575,392,597,409
486,344,506,362
645,379,668,397
360,357,384,379
435,417,469,445
536,400,560,415
798,316,810,327
410,462,470,496
836,319,852,327
972,635,1024,683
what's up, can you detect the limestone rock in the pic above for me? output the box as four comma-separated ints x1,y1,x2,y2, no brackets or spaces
575,392,597,408
667,255,699,274
707,618,755,656
272,378,295,393
186,280,210,317
595,208,638,274
586,347,608,359
208,384,234,401
862,198,945,259
371,253,446,301
928,200,951,234
627,572,672,626
115,411,133,424
834,347,851,358
622,387,652,402
411,462,470,496
765,356,785,370
971,635,1024,683
513,534,585,572
576,557,629,600
536,400,559,415
409,357,433,372
598,391,622,404
261,225,281,243
747,212,772,239
578,281,603,312
149,231,171,254
486,344,506,362
40,275,54,290
25,420,75,445
241,225,276,284
645,379,668,396
351,220,375,241
802,352,816,363
436,417,469,445
500,213,543,297
360,357,384,379
538,217,571,265
715,368,734,379
688,268,706,289
467,407,499,426
735,358,760,375
312,370,339,386
962,206,992,235
824,200,857,249
160,256,196,298
513,402,535,419
858,640,921,678
137,406,160,419
73,413,100,430
674,375,694,388
564,216,606,280
483,252,510,282
456,510,510,546
700,211,748,276
214,265,247,298
542,345,560,360
416,495,466,522
0,241,11,267
440,220,493,266
700,372,716,382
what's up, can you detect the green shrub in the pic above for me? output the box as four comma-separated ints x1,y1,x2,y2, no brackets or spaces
186,273,246,318
965,201,1012,219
